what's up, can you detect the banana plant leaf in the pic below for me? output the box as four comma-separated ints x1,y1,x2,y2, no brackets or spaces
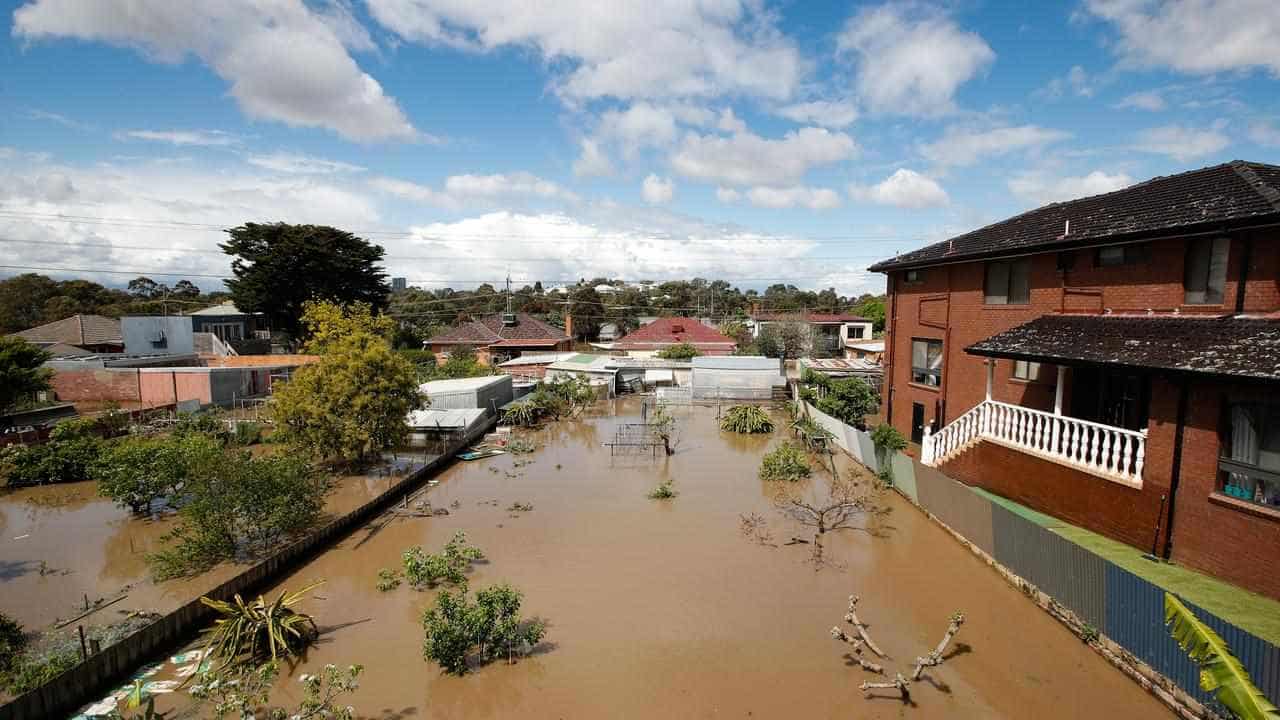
1164,593,1280,720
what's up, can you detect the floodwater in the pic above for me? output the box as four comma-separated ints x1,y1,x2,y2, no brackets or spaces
157,398,1169,720
0,448,437,634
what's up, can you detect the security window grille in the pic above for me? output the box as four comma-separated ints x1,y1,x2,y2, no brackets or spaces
911,339,943,387
1013,360,1040,381
1096,243,1149,267
984,258,1030,305
1184,237,1230,305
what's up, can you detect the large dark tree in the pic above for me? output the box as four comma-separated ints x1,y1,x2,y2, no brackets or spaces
567,285,604,340
0,336,53,411
220,223,390,338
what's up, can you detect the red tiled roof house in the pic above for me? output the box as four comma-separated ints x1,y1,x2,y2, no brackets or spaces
613,317,737,357
426,313,571,365
870,159,1280,600
749,310,873,358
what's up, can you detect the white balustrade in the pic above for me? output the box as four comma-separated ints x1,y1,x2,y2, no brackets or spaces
922,399,1146,488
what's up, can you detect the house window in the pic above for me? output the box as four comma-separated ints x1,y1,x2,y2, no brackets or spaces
911,338,943,387
1095,243,1148,267
984,258,1030,305
847,325,865,340
904,269,925,285
1184,237,1230,305
1220,403,1280,507
1012,360,1040,381
207,322,243,342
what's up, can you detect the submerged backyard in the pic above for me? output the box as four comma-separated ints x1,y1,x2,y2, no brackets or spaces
0,395,1172,719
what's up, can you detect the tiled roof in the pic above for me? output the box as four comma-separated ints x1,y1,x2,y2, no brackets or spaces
14,314,122,347
614,317,736,349
966,314,1280,381
870,160,1280,272
428,313,569,346
753,311,869,323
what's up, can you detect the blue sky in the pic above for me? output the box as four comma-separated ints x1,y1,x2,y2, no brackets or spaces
2,0,1278,296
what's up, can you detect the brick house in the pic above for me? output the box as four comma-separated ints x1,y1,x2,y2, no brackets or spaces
426,312,571,365
613,317,737,357
869,160,1280,600
748,311,874,358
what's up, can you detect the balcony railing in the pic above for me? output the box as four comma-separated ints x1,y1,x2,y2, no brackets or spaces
922,400,1146,489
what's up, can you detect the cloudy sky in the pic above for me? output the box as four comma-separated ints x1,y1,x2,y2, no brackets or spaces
2,0,1279,295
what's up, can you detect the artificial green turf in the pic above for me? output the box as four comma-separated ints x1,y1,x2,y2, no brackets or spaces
969,486,1280,645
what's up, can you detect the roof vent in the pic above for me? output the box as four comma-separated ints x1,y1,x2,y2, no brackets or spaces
502,312,518,327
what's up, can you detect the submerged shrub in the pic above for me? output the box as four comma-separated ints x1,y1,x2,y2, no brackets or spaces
720,405,774,434
422,583,545,675
500,401,542,427
95,433,223,514
647,482,677,500
402,532,484,589
0,433,103,487
758,442,811,482
200,583,321,668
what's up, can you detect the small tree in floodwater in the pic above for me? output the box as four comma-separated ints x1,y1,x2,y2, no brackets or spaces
422,583,546,675
830,595,966,704
771,466,886,548
648,402,679,456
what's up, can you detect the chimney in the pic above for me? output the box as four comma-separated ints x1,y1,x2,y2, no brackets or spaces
565,313,574,339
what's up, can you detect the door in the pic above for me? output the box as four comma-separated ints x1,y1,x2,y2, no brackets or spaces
911,402,926,444
1069,366,1149,431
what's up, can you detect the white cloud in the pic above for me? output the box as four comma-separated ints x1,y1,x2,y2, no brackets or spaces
246,152,365,174
1037,65,1094,100
670,127,856,187
572,138,614,177
597,103,680,155
371,171,578,208
919,125,1071,167
715,186,741,203
25,108,92,131
1248,121,1280,147
116,129,241,147
1007,170,1134,206
850,169,949,208
641,174,674,204
1084,0,1280,76
745,185,841,210
1133,124,1230,161
716,108,747,134
366,0,802,102
1116,89,1167,111
837,3,994,116
774,100,858,128
14,0,418,142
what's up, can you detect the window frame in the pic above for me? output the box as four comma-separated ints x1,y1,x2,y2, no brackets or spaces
1218,402,1280,510
903,269,925,285
910,338,943,388
1183,236,1230,305
1012,360,1041,382
984,258,1031,305
1095,243,1149,268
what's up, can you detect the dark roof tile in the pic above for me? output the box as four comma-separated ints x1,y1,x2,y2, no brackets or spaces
966,314,1280,381
870,160,1280,272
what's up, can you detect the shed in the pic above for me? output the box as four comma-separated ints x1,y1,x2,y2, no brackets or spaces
545,354,619,396
419,375,514,416
690,355,784,400
404,407,488,454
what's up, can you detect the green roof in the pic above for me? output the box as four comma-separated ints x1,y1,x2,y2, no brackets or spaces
563,353,600,365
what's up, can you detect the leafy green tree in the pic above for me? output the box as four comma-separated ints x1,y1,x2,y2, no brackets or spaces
272,302,421,463
567,284,604,340
149,451,327,578
0,336,52,411
95,433,223,514
422,584,546,675
221,223,390,339
853,295,886,333
656,342,701,360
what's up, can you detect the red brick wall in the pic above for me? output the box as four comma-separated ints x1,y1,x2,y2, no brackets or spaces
883,230,1280,438
51,369,140,402
882,228,1280,598
1167,381,1280,600
941,441,1165,549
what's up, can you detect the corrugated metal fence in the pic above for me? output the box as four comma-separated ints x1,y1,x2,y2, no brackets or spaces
910,460,1280,714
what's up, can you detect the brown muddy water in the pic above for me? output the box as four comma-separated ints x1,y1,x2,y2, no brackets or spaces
0,448,436,634
124,398,1169,720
